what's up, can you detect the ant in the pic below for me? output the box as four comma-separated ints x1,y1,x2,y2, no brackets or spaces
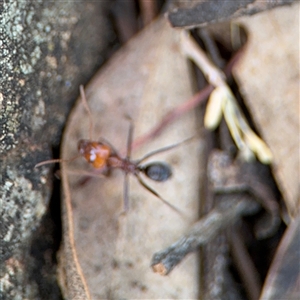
36,85,193,214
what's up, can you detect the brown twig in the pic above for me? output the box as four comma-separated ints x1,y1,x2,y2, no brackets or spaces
151,196,259,275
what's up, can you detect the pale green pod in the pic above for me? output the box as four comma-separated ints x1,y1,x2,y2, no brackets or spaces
204,86,225,130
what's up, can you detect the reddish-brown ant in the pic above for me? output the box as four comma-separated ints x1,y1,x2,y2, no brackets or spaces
36,85,193,214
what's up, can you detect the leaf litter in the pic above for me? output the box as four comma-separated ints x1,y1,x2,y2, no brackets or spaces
59,16,204,299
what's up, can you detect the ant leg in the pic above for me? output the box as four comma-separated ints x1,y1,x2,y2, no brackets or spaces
79,85,94,140
135,174,185,218
136,136,195,164
126,117,134,160
123,174,130,212
54,168,107,181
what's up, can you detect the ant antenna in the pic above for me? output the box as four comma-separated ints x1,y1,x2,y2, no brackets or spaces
79,85,94,140
34,154,81,168
135,173,185,218
137,135,195,164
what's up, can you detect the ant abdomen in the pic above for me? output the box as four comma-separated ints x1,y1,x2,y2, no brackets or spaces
141,162,172,182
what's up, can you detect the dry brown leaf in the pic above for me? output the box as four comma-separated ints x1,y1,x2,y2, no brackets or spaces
233,2,300,216
59,16,204,299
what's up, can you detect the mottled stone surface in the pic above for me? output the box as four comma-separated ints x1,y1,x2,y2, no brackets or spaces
0,1,113,299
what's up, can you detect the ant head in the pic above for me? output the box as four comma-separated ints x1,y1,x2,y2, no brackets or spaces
140,162,172,182
77,139,111,169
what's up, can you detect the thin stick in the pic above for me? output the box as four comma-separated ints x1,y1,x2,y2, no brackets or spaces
151,197,259,275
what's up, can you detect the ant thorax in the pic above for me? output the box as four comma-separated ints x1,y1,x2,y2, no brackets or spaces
107,156,137,174
77,139,111,169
